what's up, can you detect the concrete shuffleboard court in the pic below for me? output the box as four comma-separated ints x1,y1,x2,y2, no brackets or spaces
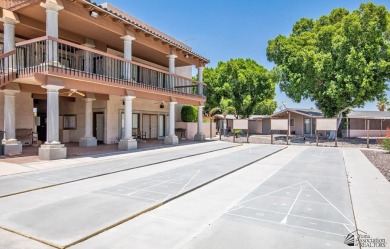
185,147,356,249
0,144,285,248
0,142,237,198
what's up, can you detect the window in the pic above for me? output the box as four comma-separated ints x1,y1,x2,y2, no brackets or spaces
119,112,139,139
63,115,77,130
290,118,295,127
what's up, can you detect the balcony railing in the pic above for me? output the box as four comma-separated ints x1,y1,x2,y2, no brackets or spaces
0,50,17,86
14,36,205,97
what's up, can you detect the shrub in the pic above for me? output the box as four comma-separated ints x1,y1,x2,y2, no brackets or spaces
181,105,198,122
380,127,390,152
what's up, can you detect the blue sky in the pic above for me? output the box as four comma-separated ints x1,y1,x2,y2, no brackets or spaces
108,0,390,111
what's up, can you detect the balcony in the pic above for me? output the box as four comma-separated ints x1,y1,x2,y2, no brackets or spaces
0,50,17,85
12,36,205,97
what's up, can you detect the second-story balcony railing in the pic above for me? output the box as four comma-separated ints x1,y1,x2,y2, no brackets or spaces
0,50,17,86
14,36,205,97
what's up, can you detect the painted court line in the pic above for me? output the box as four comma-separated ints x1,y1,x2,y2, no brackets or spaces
176,170,201,195
266,194,330,206
125,173,193,195
227,205,245,213
278,171,345,179
281,189,302,224
226,213,346,237
229,205,354,226
305,181,354,226
115,187,172,196
237,181,307,205
97,189,167,202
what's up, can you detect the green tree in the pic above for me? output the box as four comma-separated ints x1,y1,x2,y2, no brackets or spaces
181,105,198,122
254,99,278,115
377,97,390,111
204,58,276,118
209,98,236,135
267,3,390,119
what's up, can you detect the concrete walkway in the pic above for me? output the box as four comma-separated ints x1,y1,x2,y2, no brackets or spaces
343,148,390,247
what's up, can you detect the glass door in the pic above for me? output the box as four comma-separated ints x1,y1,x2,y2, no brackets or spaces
304,118,311,134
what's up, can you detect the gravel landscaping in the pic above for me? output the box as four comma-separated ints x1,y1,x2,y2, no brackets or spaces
361,150,390,182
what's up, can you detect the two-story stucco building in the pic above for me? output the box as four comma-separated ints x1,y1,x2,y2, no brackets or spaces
0,0,208,159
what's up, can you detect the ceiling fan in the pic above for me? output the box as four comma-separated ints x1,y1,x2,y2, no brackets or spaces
61,89,85,97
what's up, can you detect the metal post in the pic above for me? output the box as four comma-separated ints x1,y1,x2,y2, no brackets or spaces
233,131,236,143
316,131,319,146
335,132,338,147
246,129,249,143
271,131,274,144
219,128,222,140
367,120,370,148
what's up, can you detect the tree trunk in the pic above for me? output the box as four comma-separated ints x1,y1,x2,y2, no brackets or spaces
210,118,212,139
328,107,349,140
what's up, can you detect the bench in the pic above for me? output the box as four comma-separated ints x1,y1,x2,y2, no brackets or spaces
16,128,33,146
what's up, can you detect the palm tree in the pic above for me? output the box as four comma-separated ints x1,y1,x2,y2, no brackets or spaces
209,98,236,137
377,98,389,111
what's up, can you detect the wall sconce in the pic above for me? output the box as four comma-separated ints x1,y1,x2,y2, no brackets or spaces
90,11,99,19
184,54,189,59
160,102,165,109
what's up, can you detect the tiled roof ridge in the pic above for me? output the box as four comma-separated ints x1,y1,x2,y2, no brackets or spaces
83,0,210,63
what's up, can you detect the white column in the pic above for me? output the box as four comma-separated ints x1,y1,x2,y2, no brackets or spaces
84,99,93,137
45,85,63,144
164,101,178,145
79,98,97,147
1,10,19,69
167,54,177,89
121,35,135,80
194,105,206,141
123,96,135,139
2,18,18,53
82,39,95,73
2,89,22,155
197,66,204,96
3,90,18,141
39,84,67,160
169,102,176,136
118,96,137,150
41,0,64,63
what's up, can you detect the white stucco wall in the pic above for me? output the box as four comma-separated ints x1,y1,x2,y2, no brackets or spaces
249,120,263,134
175,122,216,139
57,95,171,144
175,66,192,78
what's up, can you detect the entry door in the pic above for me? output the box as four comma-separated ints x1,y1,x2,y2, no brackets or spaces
142,114,158,139
93,112,104,143
304,118,311,134
150,115,158,139
142,115,150,139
